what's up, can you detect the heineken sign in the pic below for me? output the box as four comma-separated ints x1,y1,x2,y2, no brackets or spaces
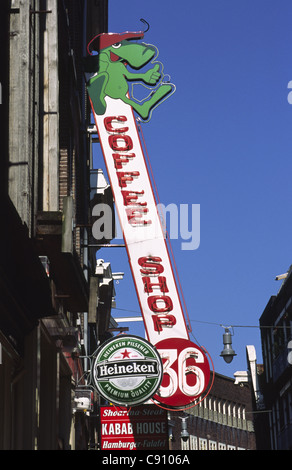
93,335,163,406
95,360,159,380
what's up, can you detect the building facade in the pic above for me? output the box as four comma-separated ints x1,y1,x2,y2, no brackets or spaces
259,268,292,450
169,373,257,450
0,0,116,450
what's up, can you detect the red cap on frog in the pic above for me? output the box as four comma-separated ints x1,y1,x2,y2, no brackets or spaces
87,31,144,55
100,32,144,50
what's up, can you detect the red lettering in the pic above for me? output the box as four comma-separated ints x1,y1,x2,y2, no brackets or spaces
104,115,128,133
126,207,151,226
148,295,173,313
109,134,133,151
143,276,169,293
101,112,182,338
122,190,146,206
112,153,135,169
152,315,176,332
138,257,164,275
117,171,139,188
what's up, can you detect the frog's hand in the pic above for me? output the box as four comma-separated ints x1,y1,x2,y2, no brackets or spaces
87,73,108,115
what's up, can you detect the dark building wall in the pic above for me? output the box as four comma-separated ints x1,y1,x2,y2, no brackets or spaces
169,373,257,450
0,0,109,450
260,270,292,450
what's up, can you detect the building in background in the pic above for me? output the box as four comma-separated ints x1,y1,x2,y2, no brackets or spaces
233,267,292,451
168,373,257,450
259,267,292,450
0,0,119,450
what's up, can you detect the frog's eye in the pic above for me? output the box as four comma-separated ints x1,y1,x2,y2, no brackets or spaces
112,42,122,49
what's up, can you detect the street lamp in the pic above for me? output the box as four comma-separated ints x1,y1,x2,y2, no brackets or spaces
220,327,236,364
180,417,189,442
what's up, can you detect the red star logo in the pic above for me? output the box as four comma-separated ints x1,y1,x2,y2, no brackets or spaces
121,349,131,358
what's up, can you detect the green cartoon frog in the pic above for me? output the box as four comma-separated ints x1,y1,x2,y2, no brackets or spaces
84,27,174,121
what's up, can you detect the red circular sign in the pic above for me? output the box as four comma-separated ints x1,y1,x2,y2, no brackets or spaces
153,338,211,408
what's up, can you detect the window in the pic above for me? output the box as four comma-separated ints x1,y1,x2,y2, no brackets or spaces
189,435,198,450
213,397,218,412
199,438,208,450
272,325,285,358
237,405,242,419
209,440,217,450
222,401,226,414
218,442,226,450
181,438,189,450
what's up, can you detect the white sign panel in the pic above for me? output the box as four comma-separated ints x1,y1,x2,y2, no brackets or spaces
93,97,189,345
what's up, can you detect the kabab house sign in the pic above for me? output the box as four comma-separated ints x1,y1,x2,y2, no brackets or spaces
100,405,168,451
85,21,212,408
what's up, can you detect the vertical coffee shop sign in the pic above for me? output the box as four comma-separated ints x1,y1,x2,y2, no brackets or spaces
85,23,211,408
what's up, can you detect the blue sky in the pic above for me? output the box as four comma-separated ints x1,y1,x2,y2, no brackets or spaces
93,0,292,378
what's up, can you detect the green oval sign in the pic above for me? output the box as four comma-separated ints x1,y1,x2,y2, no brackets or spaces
92,335,163,406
